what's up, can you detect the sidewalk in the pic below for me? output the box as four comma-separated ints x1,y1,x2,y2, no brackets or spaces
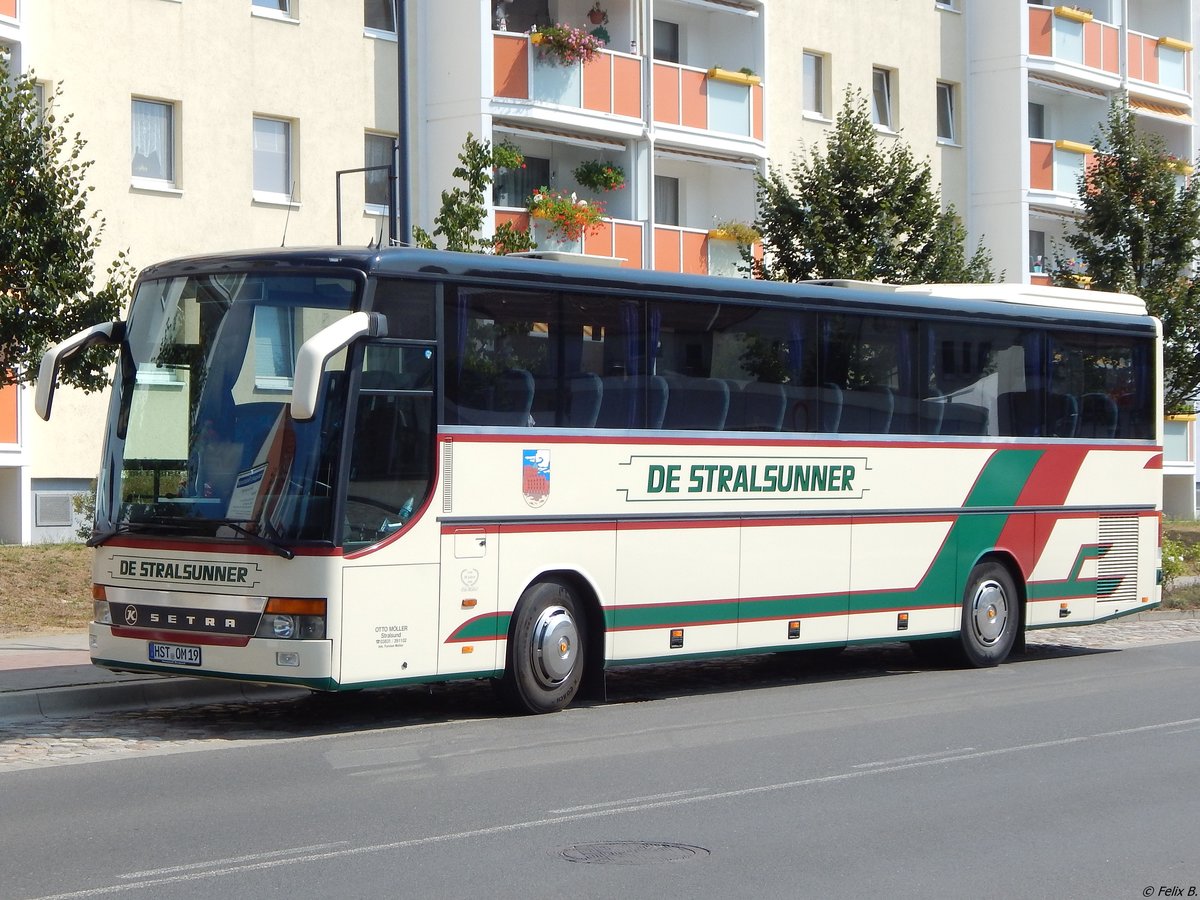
0,632,304,723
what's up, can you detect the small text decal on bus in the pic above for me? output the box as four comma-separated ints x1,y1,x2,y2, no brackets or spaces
619,455,868,502
523,448,551,507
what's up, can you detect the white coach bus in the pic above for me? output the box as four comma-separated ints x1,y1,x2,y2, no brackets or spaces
37,248,1163,713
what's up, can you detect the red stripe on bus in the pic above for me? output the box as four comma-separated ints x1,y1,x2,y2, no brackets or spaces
439,433,1154,452
110,627,251,647
1144,453,1163,469
1015,446,1089,507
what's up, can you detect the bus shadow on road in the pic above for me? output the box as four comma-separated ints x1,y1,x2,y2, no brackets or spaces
598,640,1117,706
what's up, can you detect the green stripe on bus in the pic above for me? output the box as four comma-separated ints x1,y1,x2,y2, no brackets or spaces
964,449,1043,508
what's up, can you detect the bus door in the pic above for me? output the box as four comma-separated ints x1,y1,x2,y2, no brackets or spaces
338,340,441,685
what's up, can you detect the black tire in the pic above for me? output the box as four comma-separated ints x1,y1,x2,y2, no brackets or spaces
958,561,1019,667
499,580,586,714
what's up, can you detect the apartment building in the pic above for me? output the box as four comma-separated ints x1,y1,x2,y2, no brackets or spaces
1,0,1197,541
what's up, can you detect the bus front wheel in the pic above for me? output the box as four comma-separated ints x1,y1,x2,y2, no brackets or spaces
500,580,586,714
959,561,1019,667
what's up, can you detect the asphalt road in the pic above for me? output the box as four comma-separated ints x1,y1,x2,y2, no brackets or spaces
2,640,1199,900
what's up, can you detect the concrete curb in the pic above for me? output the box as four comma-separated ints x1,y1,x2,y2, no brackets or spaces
0,677,307,724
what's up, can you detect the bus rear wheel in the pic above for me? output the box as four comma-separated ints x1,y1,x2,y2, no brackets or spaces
958,561,1019,667
500,580,586,714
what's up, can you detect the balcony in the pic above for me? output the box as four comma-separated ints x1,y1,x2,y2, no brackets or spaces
653,62,764,143
1027,6,1192,98
1029,138,1094,196
1028,6,1119,77
495,209,645,269
1128,30,1192,95
493,33,642,120
492,212,760,276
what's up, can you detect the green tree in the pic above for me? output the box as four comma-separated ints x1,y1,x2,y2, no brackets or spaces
413,133,535,255
755,89,994,284
0,54,134,390
1054,99,1200,412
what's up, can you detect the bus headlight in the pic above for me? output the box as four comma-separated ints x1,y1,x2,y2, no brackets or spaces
254,598,327,641
272,615,296,639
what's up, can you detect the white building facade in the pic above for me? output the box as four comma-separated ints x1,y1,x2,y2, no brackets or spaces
1,0,1198,541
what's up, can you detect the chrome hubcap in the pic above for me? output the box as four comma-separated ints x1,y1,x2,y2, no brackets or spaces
531,605,578,686
971,579,1009,645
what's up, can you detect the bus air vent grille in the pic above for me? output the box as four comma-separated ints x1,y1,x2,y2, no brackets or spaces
1097,516,1139,604
442,440,454,512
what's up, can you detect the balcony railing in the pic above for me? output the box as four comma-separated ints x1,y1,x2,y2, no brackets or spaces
493,33,642,119
495,209,645,269
1129,29,1192,93
1028,6,1119,75
1029,138,1094,194
652,62,764,142
653,225,761,276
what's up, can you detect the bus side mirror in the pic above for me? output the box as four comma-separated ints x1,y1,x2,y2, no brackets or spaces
291,312,387,421
35,321,126,421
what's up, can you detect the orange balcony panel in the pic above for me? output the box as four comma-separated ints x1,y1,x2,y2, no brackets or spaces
495,209,530,230
1029,7,1053,56
494,34,530,100
654,227,682,273
682,232,708,276
1143,39,1161,84
583,55,612,114
0,382,17,444
613,222,644,269
653,63,681,125
613,55,642,118
1030,273,1052,287
583,220,614,257
752,82,764,142
0,0,15,19
1101,24,1120,74
1030,141,1054,191
1127,34,1146,80
681,70,707,130
1084,21,1103,69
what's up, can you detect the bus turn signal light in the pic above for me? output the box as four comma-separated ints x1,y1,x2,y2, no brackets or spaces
265,598,326,616
897,613,909,631
670,629,684,649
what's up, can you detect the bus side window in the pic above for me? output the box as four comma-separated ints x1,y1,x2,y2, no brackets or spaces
342,343,435,548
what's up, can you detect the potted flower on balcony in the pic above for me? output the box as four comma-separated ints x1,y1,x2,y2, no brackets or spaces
528,187,606,242
530,22,605,65
587,3,608,25
573,159,625,192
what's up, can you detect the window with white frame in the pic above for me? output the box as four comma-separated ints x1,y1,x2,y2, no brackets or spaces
1028,102,1046,139
803,52,825,116
655,175,680,226
1029,229,1047,274
253,0,290,11
131,99,175,184
364,0,394,32
871,67,894,130
935,0,958,10
653,20,680,63
253,116,292,199
936,82,956,143
364,132,395,208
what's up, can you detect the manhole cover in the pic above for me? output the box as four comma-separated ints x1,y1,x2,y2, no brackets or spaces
559,841,709,865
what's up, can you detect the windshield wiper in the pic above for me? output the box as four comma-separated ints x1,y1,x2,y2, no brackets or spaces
206,519,295,560
87,519,192,547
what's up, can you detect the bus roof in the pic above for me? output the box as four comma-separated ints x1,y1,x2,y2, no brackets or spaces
138,247,1151,323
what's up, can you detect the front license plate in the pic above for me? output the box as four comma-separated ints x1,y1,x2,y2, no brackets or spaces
148,642,201,667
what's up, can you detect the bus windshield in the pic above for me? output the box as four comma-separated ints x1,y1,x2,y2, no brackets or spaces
95,271,360,546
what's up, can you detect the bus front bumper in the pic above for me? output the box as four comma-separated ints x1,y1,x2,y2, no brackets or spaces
89,624,337,690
